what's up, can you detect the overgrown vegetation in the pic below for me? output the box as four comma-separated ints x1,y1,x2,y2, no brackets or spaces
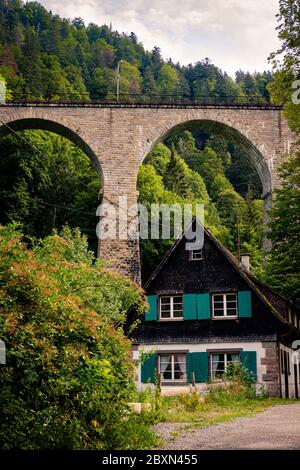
264,0,300,307
0,131,100,250
263,150,300,308
134,385,292,430
0,224,159,449
132,363,283,438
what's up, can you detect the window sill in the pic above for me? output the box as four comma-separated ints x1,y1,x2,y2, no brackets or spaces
161,381,187,386
212,316,238,320
158,318,184,322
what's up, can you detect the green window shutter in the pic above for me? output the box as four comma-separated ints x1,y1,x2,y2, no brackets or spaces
184,294,197,320
197,293,211,320
187,352,209,383
238,291,252,318
145,295,157,321
240,351,257,381
141,353,156,383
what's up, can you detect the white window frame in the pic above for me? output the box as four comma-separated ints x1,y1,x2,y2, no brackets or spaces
189,249,203,261
212,293,238,319
210,352,240,381
159,295,183,320
158,353,187,382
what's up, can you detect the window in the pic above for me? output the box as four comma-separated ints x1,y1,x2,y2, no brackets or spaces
159,353,186,381
189,249,203,261
159,295,183,319
212,293,237,318
211,352,240,381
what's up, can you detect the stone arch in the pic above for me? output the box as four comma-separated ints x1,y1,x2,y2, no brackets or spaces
0,111,104,184
140,117,272,198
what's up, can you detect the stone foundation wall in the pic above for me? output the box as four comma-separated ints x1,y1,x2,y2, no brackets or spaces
261,341,281,397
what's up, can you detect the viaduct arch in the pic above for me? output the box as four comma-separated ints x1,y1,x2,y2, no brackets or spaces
0,104,296,284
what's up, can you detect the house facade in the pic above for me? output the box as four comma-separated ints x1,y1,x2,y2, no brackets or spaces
133,220,300,398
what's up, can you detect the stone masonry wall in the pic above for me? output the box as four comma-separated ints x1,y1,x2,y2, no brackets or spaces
261,341,281,397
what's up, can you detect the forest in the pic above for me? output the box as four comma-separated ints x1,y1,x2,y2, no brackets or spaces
0,0,273,102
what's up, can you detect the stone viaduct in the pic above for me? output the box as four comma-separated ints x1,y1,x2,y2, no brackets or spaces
0,103,296,284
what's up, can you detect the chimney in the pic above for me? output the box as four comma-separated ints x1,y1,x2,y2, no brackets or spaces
241,253,251,271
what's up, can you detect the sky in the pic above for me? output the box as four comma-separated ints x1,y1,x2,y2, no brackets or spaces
39,0,280,77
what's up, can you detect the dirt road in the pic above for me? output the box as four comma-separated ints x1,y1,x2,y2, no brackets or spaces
155,404,300,450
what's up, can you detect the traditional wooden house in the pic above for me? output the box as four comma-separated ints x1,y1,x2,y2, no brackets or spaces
133,219,300,398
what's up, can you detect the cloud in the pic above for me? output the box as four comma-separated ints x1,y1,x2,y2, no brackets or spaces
39,0,280,76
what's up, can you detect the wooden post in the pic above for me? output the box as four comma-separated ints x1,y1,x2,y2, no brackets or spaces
192,372,196,387
157,373,162,394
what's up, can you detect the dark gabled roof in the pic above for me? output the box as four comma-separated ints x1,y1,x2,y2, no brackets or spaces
143,217,297,329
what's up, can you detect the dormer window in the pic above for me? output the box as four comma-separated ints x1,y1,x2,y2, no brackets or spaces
189,249,203,261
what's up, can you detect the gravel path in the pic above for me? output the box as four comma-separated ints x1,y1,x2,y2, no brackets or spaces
154,404,300,450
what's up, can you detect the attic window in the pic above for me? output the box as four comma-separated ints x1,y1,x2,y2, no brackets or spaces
189,249,203,261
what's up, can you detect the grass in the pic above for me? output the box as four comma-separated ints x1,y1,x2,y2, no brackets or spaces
134,384,298,447
159,393,296,425
161,388,298,426
137,384,297,425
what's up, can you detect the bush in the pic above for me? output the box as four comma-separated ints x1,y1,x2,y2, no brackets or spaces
178,391,203,412
0,224,150,449
224,361,255,386
223,361,256,399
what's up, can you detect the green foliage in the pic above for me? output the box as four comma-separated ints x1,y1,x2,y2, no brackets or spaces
0,224,151,449
224,361,255,387
0,1,272,102
264,151,300,307
157,64,180,97
177,391,203,412
268,0,300,133
0,130,100,251
163,147,189,197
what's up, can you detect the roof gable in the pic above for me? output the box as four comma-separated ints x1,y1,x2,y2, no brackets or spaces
143,218,295,328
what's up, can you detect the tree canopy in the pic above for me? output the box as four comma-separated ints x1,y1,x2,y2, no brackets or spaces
0,1,272,102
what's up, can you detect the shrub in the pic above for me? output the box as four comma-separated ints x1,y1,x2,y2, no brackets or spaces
178,391,203,412
224,361,255,386
0,224,150,449
223,361,256,398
